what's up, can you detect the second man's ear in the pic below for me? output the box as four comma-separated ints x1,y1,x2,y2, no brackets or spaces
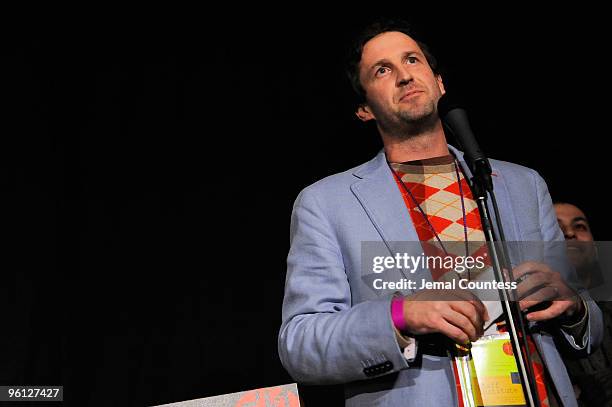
356,104,375,122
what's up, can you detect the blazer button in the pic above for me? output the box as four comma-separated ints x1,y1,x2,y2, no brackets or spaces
363,361,393,377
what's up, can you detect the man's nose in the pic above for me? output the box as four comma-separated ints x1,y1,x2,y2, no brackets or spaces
564,227,577,240
396,66,414,86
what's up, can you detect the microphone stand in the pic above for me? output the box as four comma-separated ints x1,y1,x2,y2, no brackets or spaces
467,157,541,407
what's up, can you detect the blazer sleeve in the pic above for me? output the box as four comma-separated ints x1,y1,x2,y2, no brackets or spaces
278,187,411,384
533,169,603,353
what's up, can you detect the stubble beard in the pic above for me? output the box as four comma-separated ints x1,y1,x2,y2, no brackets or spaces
380,100,440,140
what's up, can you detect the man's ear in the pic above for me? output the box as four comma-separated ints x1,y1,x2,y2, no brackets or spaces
436,74,446,95
356,104,375,122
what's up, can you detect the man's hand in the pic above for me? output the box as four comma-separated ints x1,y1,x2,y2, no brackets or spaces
402,289,490,344
513,261,584,323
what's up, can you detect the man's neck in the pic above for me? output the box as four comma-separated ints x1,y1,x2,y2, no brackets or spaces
381,121,449,163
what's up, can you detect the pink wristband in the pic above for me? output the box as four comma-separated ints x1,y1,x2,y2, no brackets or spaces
391,297,408,332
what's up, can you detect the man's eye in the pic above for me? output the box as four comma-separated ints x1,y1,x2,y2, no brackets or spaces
375,67,390,76
574,223,588,231
407,56,418,64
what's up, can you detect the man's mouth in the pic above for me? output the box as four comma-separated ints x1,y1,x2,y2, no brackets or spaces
399,90,424,102
567,242,585,254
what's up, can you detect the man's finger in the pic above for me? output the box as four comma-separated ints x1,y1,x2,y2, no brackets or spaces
525,301,567,321
438,317,470,344
442,308,480,342
512,261,551,281
519,286,558,311
449,301,484,337
516,273,549,301
449,290,489,321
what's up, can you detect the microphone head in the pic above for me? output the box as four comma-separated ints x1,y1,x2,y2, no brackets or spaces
437,93,486,162
437,93,469,149
437,93,493,192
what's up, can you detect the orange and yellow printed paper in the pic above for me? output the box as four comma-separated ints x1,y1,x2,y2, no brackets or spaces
455,333,527,407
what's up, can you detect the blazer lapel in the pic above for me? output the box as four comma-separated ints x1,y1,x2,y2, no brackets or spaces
350,150,420,249
350,151,428,292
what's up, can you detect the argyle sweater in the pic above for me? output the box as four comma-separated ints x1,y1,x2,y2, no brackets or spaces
390,155,554,407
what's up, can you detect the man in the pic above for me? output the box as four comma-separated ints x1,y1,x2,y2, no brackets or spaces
278,19,602,406
554,202,612,406
554,203,601,289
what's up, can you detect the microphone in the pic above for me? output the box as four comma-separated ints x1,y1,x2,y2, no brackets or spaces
439,95,542,407
437,94,493,194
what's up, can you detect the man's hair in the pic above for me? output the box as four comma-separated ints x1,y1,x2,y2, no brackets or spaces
345,18,440,105
553,201,591,221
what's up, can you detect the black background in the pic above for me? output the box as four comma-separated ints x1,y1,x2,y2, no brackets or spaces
4,8,609,406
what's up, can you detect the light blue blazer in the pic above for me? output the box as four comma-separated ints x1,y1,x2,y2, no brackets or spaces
279,146,603,406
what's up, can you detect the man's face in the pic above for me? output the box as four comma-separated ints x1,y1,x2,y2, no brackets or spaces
356,31,445,133
555,203,596,270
